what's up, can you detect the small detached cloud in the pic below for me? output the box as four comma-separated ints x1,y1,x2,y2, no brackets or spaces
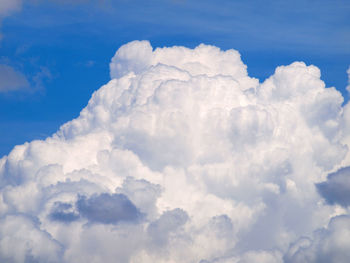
0,64,29,92
0,64,52,95
0,0,22,17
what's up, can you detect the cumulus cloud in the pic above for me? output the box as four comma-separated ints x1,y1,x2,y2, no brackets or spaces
0,64,29,92
0,40,350,262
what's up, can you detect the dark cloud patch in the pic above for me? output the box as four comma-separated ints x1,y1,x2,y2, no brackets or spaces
76,193,141,224
49,202,80,223
316,166,350,207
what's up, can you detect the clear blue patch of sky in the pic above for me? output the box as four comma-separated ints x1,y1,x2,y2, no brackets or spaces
0,0,349,156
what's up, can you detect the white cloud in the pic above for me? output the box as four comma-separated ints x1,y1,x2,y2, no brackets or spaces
0,41,350,262
0,64,29,92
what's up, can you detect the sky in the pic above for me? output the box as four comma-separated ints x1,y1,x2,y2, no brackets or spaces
1,1,350,262
0,0,349,156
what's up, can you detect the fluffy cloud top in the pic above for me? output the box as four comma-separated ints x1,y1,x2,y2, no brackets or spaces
1,40,350,262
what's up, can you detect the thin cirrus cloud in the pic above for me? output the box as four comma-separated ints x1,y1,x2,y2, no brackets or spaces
1,41,350,262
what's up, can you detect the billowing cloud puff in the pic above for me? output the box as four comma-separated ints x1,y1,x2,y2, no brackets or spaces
1,40,350,262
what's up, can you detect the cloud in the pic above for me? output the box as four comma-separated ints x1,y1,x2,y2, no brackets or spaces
0,64,51,94
0,0,22,17
0,0,22,41
32,66,52,91
0,41,350,262
0,64,29,92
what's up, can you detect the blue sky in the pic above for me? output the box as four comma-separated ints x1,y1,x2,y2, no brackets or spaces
0,0,349,156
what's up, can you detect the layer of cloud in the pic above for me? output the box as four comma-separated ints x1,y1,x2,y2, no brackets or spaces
0,41,350,262
0,64,29,92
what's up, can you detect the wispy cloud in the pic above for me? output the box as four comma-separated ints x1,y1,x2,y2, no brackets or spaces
0,64,51,94
0,0,22,17
0,0,23,40
0,64,29,92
